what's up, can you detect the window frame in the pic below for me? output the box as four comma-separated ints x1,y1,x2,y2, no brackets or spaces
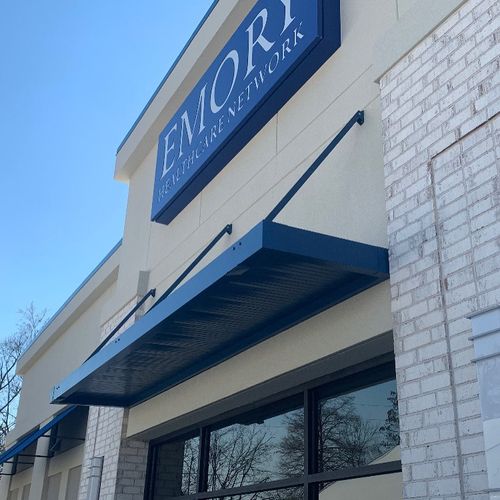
145,360,401,500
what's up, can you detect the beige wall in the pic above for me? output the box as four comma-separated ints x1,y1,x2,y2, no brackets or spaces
47,445,84,500
117,0,405,436
11,279,116,444
8,468,31,500
116,0,404,307
128,282,392,436
9,445,84,500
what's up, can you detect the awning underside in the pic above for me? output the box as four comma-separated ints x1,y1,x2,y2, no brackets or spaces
51,221,389,408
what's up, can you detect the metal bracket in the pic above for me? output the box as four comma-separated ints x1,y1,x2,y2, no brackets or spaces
266,110,365,222
86,224,232,360
151,224,233,309
88,288,156,359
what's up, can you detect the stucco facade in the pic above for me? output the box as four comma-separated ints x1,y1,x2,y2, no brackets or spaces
1,1,498,499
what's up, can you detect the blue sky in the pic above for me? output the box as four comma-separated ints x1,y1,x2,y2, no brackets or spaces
0,0,214,338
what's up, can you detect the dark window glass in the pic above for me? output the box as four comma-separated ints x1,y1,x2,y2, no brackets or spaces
147,367,401,499
51,406,88,456
219,487,304,500
318,379,399,473
152,434,200,498
15,440,36,473
207,403,304,491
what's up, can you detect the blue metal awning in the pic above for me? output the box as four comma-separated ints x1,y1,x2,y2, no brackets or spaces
0,406,76,466
51,221,389,408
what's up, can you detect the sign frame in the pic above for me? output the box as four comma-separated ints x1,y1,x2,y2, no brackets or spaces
152,0,341,225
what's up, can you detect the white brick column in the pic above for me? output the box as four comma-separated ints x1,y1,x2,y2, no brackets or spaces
78,277,153,500
380,0,499,498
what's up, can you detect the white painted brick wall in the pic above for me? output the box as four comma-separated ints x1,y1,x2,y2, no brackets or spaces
380,0,499,498
78,297,150,500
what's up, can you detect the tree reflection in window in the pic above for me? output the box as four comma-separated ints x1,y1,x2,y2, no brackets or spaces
318,380,400,472
148,371,400,500
219,487,303,500
208,406,304,491
153,435,199,498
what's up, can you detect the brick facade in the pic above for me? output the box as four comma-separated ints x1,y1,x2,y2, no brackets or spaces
380,0,499,498
78,298,150,500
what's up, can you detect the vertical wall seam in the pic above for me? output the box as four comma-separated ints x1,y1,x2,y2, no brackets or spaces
428,156,467,500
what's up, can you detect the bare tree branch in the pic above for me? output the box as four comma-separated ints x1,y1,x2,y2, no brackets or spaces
0,303,47,452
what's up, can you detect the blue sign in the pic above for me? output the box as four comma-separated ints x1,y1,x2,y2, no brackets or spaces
152,0,341,224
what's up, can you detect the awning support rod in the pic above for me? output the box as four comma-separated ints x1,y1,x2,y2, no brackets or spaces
151,224,233,309
86,224,232,360
87,111,362,359
83,114,359,361
88,288,156,359
59,114,361,366
265,110,365,222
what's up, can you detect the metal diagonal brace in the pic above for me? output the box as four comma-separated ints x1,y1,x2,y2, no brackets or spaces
88,288,156,359
265,110,365,222
151,224,233,308
85,224,232,361
82,112,362,360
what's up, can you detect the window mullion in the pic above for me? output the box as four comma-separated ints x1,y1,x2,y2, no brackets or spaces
304,389,318,500
197,426,210,494
144,444,158,500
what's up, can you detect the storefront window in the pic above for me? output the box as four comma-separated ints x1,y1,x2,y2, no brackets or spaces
318,379,399,472
208,403,304,491
219,487,304,499
152,433,200,498
147,363,400,500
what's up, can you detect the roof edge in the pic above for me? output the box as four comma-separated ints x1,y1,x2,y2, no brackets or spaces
18,240,122,364
116,0,220,155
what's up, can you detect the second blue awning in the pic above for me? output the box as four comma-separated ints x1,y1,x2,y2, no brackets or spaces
51,221,389,408
0,406,76,466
